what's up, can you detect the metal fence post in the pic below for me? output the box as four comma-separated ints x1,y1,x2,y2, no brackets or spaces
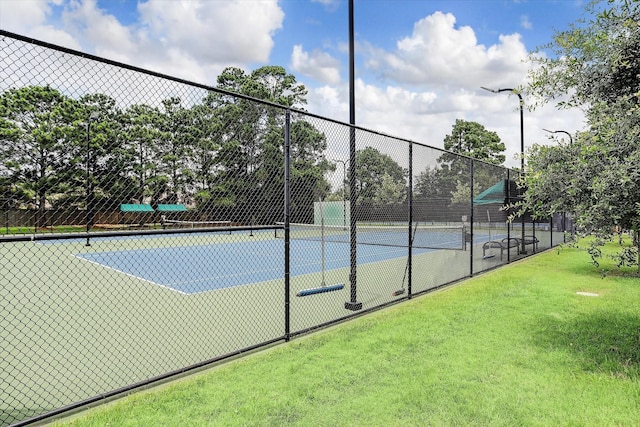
284,109,291,341
408,141,413,298
345,0,361,311
507,169,511,263
469,159,474,276
345,122,362,311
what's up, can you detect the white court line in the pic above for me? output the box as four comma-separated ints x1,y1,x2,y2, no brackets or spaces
73,254,189,295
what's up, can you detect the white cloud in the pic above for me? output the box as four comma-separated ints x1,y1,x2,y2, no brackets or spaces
136,0,283,64
301,10,586,168
0,0,53,30
1,0,284,85
0,0,80,49
291,45,341,85
364,11,529,90
311,0,340,12
520,15,533,30
309,79,584,169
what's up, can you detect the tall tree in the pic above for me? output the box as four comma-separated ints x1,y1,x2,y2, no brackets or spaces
355,147,406,204
208,66,329,224
155,97,194,205
121,103,164,204
414,119,505,210
77,93,125,212
0,85,79,226
189,102,223,209
524,0,640,272
443,119,506,165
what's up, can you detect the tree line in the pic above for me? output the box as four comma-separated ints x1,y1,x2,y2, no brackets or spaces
1,63,508,227
0,66,336,225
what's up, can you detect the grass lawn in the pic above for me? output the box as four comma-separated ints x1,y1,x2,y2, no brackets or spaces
53,241,640,426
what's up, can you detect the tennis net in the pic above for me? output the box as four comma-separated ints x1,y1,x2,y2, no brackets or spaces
275,222,465,250
163,219,234,230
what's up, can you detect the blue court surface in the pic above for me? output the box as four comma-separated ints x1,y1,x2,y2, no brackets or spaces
76,238,435,295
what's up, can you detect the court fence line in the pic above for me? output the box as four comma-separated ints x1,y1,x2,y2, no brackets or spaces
0,30,570,427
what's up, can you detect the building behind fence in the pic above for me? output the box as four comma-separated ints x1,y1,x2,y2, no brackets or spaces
0,30,567,427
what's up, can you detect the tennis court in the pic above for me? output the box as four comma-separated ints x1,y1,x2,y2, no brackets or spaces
72,226,463,295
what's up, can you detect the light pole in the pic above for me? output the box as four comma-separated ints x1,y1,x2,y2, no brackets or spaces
345,0,361,311
333,159,347,229
85,111,100,247
481,86,527,254
542,128,573,145
543,128,573,241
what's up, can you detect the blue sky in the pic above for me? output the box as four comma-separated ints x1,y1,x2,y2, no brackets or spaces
0,0,586,166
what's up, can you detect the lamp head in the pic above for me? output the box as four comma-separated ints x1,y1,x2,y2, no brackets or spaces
480,86,498,93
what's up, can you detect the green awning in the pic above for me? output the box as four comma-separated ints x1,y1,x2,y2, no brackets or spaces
473,180,507,205
120,204,154,212
157,204,187,212
474,179,525,205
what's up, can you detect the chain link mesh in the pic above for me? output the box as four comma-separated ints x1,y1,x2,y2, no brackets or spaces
0,31,565,426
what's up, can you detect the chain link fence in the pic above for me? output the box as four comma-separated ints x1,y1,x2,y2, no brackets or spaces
0,30,567,426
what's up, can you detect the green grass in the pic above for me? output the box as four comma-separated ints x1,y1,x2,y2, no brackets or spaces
52,242,640,426
2,225,88,234
0,223,168,235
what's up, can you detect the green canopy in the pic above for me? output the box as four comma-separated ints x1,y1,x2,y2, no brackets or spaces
474,179,524,205
473,180,507,205
120,204,154,212
157,204,187,212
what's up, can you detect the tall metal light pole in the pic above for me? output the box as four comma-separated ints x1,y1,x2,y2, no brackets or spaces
85,111,100,247
481,86,527,254
542,128,573,145
543,128,573,241
345,0,362,311
333,159,347,229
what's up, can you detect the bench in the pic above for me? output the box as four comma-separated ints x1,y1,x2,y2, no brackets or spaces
521,235,539,251
517,235,539,253
156,204,187,228
482,235,540,259
482,237,519,260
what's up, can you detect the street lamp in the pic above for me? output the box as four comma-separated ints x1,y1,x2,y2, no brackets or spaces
85,110,100,246
543,128,573,241
333,159,348,229
542,128,573,145
481,86,527,254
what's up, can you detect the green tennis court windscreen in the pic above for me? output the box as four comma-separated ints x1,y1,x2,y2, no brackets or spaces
314,200,350,227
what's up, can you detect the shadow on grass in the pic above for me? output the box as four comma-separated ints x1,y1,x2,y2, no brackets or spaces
534,310,640,379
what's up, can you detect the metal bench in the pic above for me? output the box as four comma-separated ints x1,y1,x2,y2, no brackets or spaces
482,237,520,260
